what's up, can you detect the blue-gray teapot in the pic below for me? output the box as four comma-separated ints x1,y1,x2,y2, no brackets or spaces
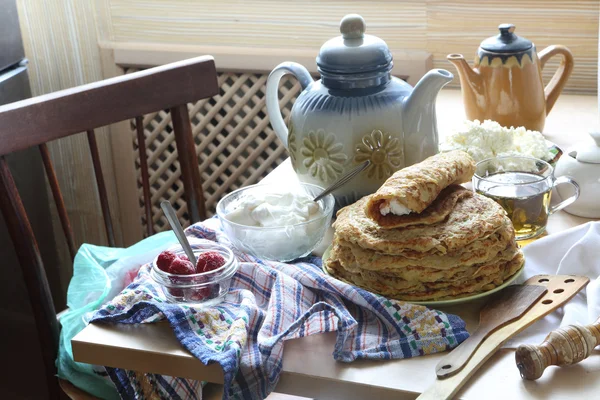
266,14,453,204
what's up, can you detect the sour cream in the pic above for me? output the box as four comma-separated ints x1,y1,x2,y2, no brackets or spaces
222,190,328,262
225,192,322,227
380,199,412,216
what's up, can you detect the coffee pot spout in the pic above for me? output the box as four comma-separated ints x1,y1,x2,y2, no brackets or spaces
447,53,482,100
403,69,453,165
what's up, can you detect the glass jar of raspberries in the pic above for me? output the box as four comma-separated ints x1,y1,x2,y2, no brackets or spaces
150,242,238,305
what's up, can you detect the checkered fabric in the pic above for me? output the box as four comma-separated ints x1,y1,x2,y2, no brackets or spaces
92,218,469,399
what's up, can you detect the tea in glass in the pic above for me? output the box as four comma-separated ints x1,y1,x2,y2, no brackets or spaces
473,157,579,240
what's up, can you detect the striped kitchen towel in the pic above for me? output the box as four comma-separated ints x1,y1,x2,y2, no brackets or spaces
92,218,468,399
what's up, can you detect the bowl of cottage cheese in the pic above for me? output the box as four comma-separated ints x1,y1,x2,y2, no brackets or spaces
440,119,561,168
216,183,335,262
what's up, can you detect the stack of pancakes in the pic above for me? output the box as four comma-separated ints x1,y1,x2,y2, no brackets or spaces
324,151,523,302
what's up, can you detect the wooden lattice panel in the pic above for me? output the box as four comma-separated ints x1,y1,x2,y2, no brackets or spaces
128,70,300,232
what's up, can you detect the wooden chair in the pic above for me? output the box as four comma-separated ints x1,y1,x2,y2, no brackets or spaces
0,56,218,399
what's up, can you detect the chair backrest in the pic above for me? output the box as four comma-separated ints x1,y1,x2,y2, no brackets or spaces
0,56,218,399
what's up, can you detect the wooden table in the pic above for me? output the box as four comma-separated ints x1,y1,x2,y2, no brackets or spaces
73,90,600,399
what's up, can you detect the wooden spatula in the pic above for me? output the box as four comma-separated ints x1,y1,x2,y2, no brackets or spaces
417,274,589,400
435,285,547,378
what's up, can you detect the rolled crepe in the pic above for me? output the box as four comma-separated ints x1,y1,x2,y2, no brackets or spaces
365,150,475,228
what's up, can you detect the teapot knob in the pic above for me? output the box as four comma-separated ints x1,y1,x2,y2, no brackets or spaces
499,23,516,36
340,14,365,40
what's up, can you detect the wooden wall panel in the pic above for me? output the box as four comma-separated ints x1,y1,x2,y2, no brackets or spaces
102,0,599,94
102,1,428,50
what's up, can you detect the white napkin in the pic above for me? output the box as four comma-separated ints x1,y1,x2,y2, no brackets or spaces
504,221,600,348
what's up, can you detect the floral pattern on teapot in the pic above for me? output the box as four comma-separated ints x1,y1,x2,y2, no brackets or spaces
300,129,348,183
354,129,403,180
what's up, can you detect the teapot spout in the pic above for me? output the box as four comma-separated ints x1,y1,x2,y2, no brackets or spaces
405,69,454,112
447,53,483,101
403,69,453,166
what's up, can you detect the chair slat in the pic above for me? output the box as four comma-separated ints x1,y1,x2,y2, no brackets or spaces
38,143,77,260
0,156,60,399
135,116,154,237
170,104,206,223
86,130,116,247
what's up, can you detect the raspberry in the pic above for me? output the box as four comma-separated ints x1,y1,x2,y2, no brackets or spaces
189,287,211,301
168,258,196,275
179,255,189,262
196,251,226,273
156,251,177,272
166,287,184,298
166,276,186,298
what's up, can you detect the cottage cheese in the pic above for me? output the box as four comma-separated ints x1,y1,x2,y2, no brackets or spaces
440,120,553,166
380,199,411,216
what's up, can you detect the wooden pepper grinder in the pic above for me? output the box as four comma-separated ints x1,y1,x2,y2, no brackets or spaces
515,316,600,380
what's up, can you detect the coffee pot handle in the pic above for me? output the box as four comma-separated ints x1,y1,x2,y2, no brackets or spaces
538,45,574,115
266,62,313,148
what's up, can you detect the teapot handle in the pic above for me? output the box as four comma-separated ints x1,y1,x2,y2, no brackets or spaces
538,45,574,116
266,62,313,147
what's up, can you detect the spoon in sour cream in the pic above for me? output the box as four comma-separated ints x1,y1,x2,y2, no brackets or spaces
312,160,371,202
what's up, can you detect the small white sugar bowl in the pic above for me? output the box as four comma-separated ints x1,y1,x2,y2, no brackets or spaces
555,131,600,218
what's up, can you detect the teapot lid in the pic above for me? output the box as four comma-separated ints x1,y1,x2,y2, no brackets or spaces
575,131,600,164
316,14,393,75
480,24,532,53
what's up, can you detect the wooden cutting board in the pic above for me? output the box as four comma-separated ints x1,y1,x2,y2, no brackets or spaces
417,274,589,400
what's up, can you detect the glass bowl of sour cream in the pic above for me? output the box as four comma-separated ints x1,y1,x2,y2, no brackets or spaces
216,183,335,262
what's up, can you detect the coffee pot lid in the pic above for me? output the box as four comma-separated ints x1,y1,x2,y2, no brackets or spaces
480,24,533,53
316,14,393,75
576,131,600,164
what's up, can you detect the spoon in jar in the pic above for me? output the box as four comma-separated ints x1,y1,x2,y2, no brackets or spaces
313,160,371,202
160,200,197,265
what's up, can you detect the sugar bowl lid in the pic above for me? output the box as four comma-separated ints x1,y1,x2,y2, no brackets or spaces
480,24,533,53
575,131,600,164
316,14,393,75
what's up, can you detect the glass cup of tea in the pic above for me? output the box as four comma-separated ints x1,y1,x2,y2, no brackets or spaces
473,156,579,240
